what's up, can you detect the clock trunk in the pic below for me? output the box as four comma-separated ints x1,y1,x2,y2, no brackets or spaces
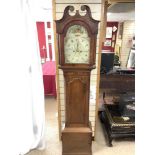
64,71,90,127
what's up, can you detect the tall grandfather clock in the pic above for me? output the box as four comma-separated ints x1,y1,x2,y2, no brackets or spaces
56,5,99,155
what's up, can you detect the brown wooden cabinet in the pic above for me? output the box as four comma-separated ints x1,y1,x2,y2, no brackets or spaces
100,73,135,100
56,5,99,155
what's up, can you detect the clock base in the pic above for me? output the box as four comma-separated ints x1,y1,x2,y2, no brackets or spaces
62,126,92,155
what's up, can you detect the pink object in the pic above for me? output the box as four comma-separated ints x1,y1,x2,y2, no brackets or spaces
42,61,56,97
36,22,47,59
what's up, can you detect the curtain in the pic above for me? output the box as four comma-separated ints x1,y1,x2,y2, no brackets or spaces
0,0,45,155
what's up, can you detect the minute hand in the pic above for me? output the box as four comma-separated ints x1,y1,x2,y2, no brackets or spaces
77,39,79,52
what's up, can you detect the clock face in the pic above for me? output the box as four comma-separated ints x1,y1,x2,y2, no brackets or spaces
64,25,90,64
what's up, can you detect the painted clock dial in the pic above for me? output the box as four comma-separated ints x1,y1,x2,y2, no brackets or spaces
64,25,90,64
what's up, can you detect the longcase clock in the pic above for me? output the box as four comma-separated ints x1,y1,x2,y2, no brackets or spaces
56,5,99,155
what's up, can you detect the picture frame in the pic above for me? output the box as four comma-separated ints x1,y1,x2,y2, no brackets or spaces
106,27,112,38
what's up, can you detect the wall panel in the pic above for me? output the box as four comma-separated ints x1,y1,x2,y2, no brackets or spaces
120,21,135,67
56,0,102,4
56,4,101,13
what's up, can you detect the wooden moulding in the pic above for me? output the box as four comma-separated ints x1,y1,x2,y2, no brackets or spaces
94,0,108,140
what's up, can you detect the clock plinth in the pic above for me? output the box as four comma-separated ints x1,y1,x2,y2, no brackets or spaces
56,5,99,155
62,125,92,155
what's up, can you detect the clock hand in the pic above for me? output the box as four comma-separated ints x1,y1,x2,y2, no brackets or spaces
73,49,78,58
78,38,83,53
77,39,79,52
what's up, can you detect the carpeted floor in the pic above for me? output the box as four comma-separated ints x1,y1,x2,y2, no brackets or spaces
26,96,135,155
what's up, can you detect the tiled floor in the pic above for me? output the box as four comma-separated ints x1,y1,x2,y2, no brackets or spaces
27,96,135,155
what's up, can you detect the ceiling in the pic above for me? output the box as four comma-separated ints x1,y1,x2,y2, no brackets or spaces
107,2,135,21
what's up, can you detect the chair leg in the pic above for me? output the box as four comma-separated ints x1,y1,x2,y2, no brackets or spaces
103,92,105,100
103,92,106,104
106,130,113,147
108,137,113,147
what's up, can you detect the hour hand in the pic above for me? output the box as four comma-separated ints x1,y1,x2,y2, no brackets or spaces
76,40,80,52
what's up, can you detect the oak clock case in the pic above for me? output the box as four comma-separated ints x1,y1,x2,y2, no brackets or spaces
56,5,99,155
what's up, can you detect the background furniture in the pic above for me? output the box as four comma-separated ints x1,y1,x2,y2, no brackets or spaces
99,92,135,146
100,71,135,99
100,52,114,74
42,61,56,97
99,69,135,146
